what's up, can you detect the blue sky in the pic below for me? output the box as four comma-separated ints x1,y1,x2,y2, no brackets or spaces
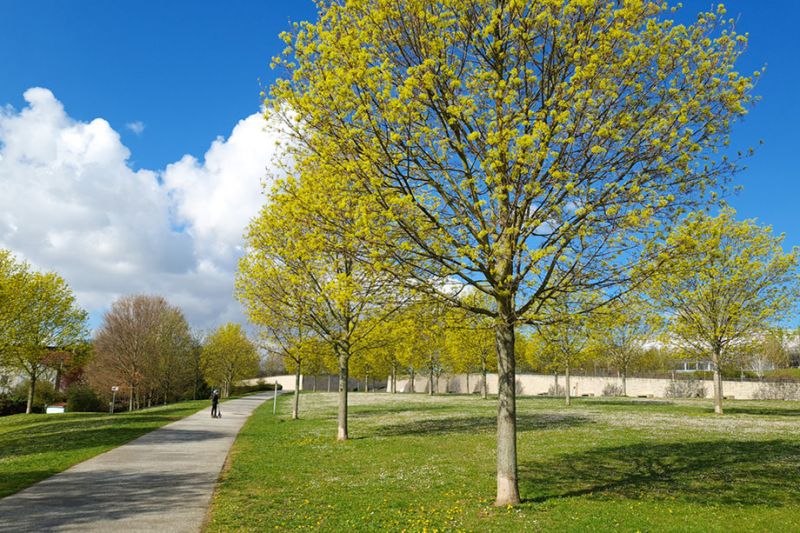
0,1,798,329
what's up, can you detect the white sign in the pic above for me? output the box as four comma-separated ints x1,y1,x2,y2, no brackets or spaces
111,386,119,392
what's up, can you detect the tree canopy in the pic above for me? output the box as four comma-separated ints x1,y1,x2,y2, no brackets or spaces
266,0,755,505
648,209,799,414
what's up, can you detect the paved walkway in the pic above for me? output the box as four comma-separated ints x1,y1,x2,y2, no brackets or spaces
0,392,275,532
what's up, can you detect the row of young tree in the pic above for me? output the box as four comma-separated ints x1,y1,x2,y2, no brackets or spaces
239,0,797,506
1,253,261,414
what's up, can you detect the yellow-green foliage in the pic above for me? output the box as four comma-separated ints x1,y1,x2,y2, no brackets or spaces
237,174,397,365
648,208,800,366
201,323,259,397
587,296,659,377
527,293,594,373
268,0,754,320
0,250,88,411
443,294,497,375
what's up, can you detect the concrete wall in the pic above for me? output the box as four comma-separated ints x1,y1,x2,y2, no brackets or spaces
394,373,766,400
244,372,770,399
240,374,386,392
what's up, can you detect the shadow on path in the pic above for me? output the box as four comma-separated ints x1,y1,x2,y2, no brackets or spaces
0,470,212,530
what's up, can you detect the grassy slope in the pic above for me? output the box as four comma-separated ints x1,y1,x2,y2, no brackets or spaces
0,399,208,498
207,393,800,532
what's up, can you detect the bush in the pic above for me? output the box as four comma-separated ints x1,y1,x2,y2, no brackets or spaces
10,379,64,413
66,385,105,412
763,368,800,382
0,394,28,416
547,383,565,396
231,379,282,396
602,383,624,397
664,378,707,398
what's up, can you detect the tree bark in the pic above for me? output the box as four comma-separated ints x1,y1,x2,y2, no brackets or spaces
410,367,415,393
26,373,37,414
565,363,571,406
621,367,627,397
494,309,521,506
712,353,724,415
313,374,317,392
466,372,470,395
327,374,331,393
337,352,349,440
292,362,301,420
481,359,488,399
429,360,434,396
129,382,134,411
391,364,396,393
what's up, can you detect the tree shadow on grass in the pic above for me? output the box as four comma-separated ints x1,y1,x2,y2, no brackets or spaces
520,439,800,507
378,413,589,437
578,399,675,408
707,407,800,417
349,403,464,418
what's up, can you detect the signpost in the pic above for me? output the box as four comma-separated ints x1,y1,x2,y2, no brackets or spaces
111,386,119,414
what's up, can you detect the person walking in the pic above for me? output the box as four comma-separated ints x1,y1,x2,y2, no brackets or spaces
211,389,220,418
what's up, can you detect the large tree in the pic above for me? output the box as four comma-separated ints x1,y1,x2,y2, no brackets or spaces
4,267,88,413
91,295,193,410
268,0,754,504
647,209,799,415
238,175,400,439
200,323,260,398
0,250,27,362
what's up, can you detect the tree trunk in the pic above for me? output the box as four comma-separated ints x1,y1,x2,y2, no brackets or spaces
391,364,397,393
429,361,434,396
337,352,349,440
313,374,317,392
466,372,470,395
481,359,488,399
365,371,369,393
26,374,37,414
621,367,627,397
494,311,521,506
410,367,415,393
327,374,331,393
292,362,301,420
129,383,134,411
712,353,724,415
565,363,571,407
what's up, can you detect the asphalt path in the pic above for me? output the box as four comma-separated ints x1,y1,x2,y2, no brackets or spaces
0,392,275,532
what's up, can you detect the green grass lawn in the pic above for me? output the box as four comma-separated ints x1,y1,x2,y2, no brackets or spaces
0,399,209,497
207,393,800,532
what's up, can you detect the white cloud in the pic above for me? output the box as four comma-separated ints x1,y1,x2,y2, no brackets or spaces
162,113,287,268
125,120,145,135
0,88,282,330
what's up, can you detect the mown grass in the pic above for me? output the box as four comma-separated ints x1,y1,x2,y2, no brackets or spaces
0,399,209,497
207,393,800,532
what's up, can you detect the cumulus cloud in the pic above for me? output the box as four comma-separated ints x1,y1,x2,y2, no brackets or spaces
125,120,145,135
0,88,283,330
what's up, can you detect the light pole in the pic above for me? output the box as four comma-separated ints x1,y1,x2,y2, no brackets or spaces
273,380,278,415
